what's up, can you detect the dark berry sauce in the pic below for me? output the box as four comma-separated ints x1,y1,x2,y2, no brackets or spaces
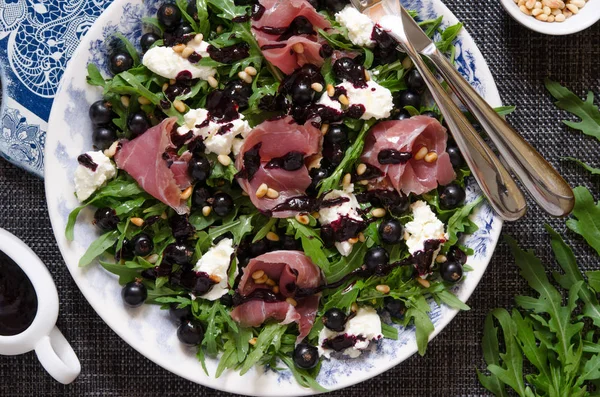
251,3,266,20
253,16,315,41
377,149,412,165
232,289,283,306
207,43,250,64
265,151,305,171
327,215,367,242
0,250,38,336
321,334,366,351
236,142,262,181
77,153,98,172
260,43,287,50
413,239,443,276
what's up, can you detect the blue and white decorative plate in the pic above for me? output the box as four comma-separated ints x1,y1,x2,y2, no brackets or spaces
45,1,502,395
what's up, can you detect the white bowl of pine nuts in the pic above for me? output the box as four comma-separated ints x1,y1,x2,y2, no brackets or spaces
501,0,600,34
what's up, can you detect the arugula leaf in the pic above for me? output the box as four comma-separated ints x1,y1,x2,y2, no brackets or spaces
114,32,140,66
287,219,330,272
239,323,286,375
545,79,600,140
435,23,463,53
99,260,139,284
404,294,434,356
87,63,106,88
252,217,277,243
278,354,327,392
208,214,255,244
444,195,483,248
586,271,600,292
564,157,600,175
79,230,119,267
432,289,470,311
477,311,509,397
566,186,600,255
324,242,367,283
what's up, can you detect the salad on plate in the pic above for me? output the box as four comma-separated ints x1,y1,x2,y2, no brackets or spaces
67,0,481,388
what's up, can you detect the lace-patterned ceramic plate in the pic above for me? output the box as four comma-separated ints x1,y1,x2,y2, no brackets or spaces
45,0,503,395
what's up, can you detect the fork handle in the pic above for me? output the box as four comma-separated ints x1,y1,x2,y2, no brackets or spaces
425,48,574,217
379,15,527,221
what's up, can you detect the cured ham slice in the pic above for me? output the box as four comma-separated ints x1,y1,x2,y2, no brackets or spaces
114,118,189,214
237,251,322,297
252,0,331,74
170,151,192,189
236,116,322,217
361,116,456,196
231,251,322,342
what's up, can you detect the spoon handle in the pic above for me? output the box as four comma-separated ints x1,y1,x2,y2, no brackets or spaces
379,16,527,221
425,48,574,217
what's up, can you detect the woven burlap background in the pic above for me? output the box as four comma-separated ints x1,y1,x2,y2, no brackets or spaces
1,1,599,395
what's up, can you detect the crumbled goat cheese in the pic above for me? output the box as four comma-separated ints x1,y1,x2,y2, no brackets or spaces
318,189,363,257
74,151,117,201
338,80,394,120
177,108,251,155
318,307,383,359
404,200,447,254
142,40,215,80
335,6,376,47
193,238,235,300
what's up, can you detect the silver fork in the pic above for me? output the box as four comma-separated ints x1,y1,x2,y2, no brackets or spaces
351,0,528,221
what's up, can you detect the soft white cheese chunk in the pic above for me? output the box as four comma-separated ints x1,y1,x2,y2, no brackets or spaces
193,238,235,301
74,151,117,202
317,92,343,112
404,200,447,254
318,189,363,257
142,40,215,80
339,80,394,120
335,6,376,48
177,108,251,155
318,306,383,359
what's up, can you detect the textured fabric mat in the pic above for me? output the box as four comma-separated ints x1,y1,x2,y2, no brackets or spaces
1,1,599,395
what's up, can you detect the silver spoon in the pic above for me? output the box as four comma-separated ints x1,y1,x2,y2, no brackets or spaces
352,0,527,221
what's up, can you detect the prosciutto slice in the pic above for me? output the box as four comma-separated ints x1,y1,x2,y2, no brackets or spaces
170,151,192,189
231,251,322,342
361,116,456,196
114,118,189,214
252,0,331,74
235,116,322,217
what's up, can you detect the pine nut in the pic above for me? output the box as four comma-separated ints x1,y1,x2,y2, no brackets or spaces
414,146,428,161
342,173,352,187
194,33,204,43
534,1,542,8
520,5,532,14
565,3,578,13
555,12,566,21
424,151,438,163
401,57,412,70
209,274,222,283
256,183,268,198
103,140,120,158
348,237,359,244
543,5,551,14
358,180,368,185
525,0,535,8
320,123,329,135
311,211,320,219
145,254,159,264
173,44,186,53
435,255,447,263
326,84,335,97
364,69,370,81
254,274,268,284
286,297,297,307
563,10,572,17
356,163,367,176
547,14,555,21
543,0,563,7
245,66,258,76
238,71,252,84
120,95,130,107
551,7,562,15
162,83,169,91
376,284,391,294
265,278,276,287
518,0,525,5
416,277,430,288
532,7,544,15
570,0,585,7
311,82,323,92
130,217,144,227
266,188,279,199
217,154,231,166
169,79,176,85
180,186,193,200
252,270,265,280
138,96,151,105
295,213,310,225
202,206,212,217
358,232,366,243
207,76,218,88
249,337,257,345
351,302,358,312
173,99,186,112
338,94,350,106
292,43,304,53
371,208,386,218
535,12,549,20
216,25,223,34
181,46,195,58
272,286,280,294
266,232,280,242
161,212,168,220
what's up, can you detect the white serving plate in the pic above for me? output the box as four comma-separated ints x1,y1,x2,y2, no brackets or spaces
45,0,503,395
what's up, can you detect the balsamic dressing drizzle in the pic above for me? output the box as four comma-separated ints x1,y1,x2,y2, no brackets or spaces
0,251,38,336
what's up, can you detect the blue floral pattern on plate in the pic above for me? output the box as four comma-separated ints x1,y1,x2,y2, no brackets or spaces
43,0,503,394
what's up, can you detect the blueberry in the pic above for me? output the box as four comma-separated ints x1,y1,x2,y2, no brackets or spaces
378,219,403,245
192,274,213,295
163,243,193,265
364,246,389,271
132,233,154,257
406,69,425,92
447,246,467,265
440,261,463,283
389,194,410,217
115,239,135,261
164,84,185,101
223,80,252,109
212,192,234,217
127,112,150,137
394,90,421,109
188,155,211,182
109,51,134,74
250,239,269,257
192,186,211,208
392,109,411,121
291,78,314,106
322,0,347,13
174,24,193,37
281,235,302,250
322,142,344,168
169,302,191,324
187,1,199,20
219,293,234,307
307,167,329,195
140,32,160,52
177,320,204,346
89,100,113,126
447,146,464,168
93,208,120,231
324,124,348,145
122,280,147,308
384,297,406,319
439,183,466,209
92,125,117,150
322,308,347,332
333,57,365,86
157,3,182,32
293,343,319,369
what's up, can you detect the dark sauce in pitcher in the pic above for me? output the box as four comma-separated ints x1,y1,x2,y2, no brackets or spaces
0,250,38,336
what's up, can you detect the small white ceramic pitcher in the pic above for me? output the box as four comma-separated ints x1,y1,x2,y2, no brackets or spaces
0,228,80,384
